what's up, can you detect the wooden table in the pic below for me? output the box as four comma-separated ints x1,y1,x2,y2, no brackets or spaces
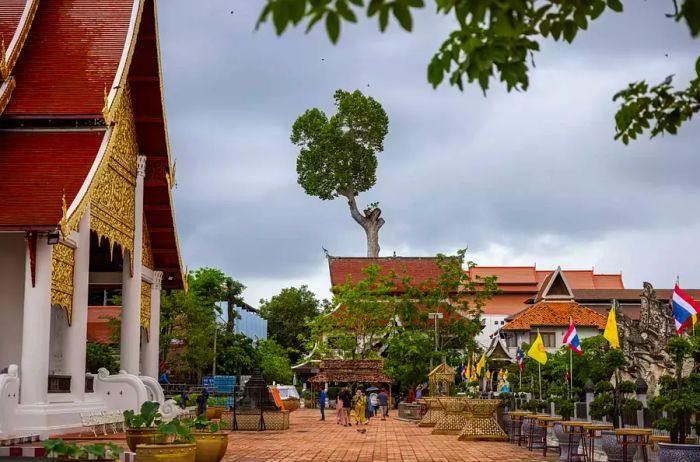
533,415,562,457
506,411,533,446
614,428,652,462
524,414,552,451
582,423,613,462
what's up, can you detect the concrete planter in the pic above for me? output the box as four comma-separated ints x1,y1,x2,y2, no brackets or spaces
554,423,582,462
601,430,639,462
657,442,700,462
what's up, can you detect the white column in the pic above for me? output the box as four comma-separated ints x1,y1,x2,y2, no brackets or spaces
120,155,146,375
142,271,162,379
20,235,53,405
64,207,91,399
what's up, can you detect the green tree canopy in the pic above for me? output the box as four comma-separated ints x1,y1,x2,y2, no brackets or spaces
258,285,322,364
257,339,294,384
258,0,700,142
291,89,389,257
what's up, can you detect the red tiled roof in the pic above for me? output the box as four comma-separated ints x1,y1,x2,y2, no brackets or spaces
502,301,607,331
469,266,537,285
4,0,134,117
0,1,26,52
0,130,105,229
328,257,445,288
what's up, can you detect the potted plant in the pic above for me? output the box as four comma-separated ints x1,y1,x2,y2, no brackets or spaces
648,335,700,462
207,396,226,420
123,401,162,452
184,415,229,462
136,418,196,462
42,440,123,461
552,398,578,462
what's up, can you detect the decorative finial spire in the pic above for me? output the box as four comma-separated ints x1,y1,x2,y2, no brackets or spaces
101,84,111,124
60,190,68,237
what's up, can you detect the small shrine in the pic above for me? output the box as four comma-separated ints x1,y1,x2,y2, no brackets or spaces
428,362,455,397
231,370,289,431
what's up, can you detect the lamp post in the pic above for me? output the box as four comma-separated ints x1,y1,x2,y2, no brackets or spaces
212,312,225,377
428,312,443,369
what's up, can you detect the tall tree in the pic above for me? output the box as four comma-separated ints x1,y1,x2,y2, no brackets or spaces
223,278,246,333
258,1,700,143
291,89,389,257
258,285,321,364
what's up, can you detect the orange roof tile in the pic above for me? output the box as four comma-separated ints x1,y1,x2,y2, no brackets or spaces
502,301,607,331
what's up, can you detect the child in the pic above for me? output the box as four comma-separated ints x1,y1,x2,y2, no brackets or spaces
336,394,344,425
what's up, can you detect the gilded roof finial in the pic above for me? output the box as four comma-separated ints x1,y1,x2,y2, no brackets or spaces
0,37,8,80
60,190,68,237
169,159,177,189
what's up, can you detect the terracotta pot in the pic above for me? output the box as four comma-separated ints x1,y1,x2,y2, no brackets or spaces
125,427,161,452
658,442,700,462
192,432,229,462
206,406,224,420
283,398,300,412
135,443,196,462
601,430,639,462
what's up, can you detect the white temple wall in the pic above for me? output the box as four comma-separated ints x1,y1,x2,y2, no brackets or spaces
0,233,26,369
48,305,69,375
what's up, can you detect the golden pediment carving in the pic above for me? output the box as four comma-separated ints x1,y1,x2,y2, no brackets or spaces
51,243,74,325
141,280,152,339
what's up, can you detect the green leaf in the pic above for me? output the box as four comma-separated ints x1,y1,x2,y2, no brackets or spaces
590,0,606,19
563,20,578,43
379,6,389,31
682,0,700,36
539,20,550,36
696,56,700,77
272,1,290,35
574,12,588,30
607,0,623,13
428,56,445,88
392,3,413,31
348,0,364,5
305,11,325,33
336,1,358,22
326,11,341,43
367,0,383,16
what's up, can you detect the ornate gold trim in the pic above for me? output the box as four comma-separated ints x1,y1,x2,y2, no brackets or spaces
2,0,40,79
0,76,16,115
142,219,154,270
140,280,151,339
51,243,74,325
0,39,8,80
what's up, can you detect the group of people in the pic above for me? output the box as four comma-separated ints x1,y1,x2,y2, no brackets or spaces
319,387,389,427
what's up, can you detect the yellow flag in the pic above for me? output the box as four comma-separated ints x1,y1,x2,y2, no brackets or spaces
604,304,620,349
693,314,697,325
466,355,473,381
527,333,548,365
476,353,486,377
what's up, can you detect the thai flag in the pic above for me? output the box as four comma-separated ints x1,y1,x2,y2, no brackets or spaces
460,362,466,381
516,346,524,371
671,284,699,334
563,321,583,355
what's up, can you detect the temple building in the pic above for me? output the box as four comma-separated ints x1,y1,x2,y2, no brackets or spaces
0,0,184,437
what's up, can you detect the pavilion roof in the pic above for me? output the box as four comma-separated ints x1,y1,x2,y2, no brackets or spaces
502,300,607,331
308,359,392,384
0,0,185,289
0,129,105,229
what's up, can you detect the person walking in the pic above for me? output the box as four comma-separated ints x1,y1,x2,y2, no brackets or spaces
319,388,326,421
336,393,344,424
178,385,188,410
416,385,423,400
341,387,352,426
378,388,389,420
196,388,209,417
369,392,379,417
353,389,367,426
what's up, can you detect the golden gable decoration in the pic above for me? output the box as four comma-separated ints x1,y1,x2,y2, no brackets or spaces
141,280,151,339
51,243,75,325
90,84,138,262
142,219,154,269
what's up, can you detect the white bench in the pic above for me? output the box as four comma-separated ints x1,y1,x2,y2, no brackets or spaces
79,410,125,436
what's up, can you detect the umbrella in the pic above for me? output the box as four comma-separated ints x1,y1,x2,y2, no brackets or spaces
366,386,379,392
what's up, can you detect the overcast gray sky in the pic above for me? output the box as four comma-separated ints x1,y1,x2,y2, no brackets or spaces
158,1,700,306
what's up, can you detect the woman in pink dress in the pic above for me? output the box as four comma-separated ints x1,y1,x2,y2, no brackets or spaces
336,394,344,424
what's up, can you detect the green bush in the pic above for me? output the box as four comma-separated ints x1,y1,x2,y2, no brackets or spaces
85,342,118,374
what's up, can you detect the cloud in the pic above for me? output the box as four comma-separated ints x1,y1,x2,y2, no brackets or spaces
158,1,700,305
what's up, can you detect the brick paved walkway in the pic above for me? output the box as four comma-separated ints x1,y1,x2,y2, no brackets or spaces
224,408,556,461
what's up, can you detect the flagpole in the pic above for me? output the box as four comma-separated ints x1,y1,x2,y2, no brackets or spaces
537,328,542,400
569,347,573,400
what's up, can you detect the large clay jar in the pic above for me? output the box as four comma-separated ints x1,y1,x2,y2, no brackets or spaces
657,442,700,462
136,443,196,462
192,432,229,462
125,427,160,452
554,423,582,462
601,430,639,462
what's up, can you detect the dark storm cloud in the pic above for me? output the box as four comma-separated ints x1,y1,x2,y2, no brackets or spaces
157,1,700,303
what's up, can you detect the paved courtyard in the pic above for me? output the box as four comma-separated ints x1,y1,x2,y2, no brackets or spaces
223,408,555,462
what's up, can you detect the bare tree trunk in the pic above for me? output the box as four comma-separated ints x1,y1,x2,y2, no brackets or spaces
341,191,385,258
